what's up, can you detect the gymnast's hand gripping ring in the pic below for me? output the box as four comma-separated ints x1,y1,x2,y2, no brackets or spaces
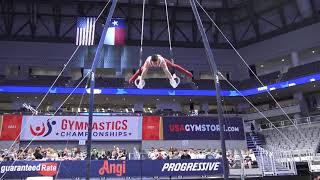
170,74,180,88
135,76,145,89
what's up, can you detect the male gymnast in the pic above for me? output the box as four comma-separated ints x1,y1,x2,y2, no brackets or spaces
129,54,193,89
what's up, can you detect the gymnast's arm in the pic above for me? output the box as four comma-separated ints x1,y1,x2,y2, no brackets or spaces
140,57,150,80
160,57,173,80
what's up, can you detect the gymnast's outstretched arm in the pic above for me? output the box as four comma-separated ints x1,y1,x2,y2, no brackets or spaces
161,62,174,80
140,58,150,81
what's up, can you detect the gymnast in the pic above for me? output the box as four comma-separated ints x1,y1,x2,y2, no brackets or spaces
129,54,193,89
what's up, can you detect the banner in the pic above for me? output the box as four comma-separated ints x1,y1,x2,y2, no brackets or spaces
142,159,222,177
20,116,142,141
0,160,222,179
142,116,162,140
0,161,59,179
162,116,245,140
0,115,22,140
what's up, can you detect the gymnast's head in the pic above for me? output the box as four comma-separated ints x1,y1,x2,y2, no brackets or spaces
150,54,161,66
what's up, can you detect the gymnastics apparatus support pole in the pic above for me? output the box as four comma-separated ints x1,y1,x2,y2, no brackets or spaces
86,0,118,179
189,0,229,179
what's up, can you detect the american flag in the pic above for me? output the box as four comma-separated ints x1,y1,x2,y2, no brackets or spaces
76,17,96,46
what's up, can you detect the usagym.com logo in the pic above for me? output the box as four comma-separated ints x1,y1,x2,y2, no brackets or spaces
29,118,56,137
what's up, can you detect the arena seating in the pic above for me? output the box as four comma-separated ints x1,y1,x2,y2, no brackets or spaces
0,146,128,161
0,145,258,170
261,123,320,155
0,76,71,87
282,61,320,81
144,148,258,169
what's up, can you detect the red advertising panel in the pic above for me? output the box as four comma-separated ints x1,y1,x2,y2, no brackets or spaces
0,114,22,140
142,116,162,140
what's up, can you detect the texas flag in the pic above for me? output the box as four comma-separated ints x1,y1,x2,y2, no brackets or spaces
104,18,126,46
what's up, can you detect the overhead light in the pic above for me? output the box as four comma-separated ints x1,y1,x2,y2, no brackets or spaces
258,86,268,91
16,97,19,99
281,59,285,62
310,78,316,82
86,88,102,94
156,98,159,101
260,65,264,68
35,97,38,99
312,50,316,54
288,83,296,87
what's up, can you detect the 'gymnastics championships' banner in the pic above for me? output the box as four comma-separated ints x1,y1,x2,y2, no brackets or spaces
162,116,245,140
20,116,142,141
0,159,222,178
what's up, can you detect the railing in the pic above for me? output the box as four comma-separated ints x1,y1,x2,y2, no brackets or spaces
260,115,320,130
256,146,297,176
308,155,320,172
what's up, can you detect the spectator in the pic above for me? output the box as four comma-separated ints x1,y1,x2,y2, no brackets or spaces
243,151,253,169
250,123,255,135
33,147,43,160
180,150,191,159
91,148,99,160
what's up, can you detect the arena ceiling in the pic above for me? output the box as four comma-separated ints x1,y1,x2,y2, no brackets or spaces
0,0,319,48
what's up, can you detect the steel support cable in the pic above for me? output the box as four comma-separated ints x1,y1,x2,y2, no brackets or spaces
0,0,111,174
139,0,146,67
55,76,90,179
0,71,91,179
164,0,174,63
218,71,294,145
194,0,307,141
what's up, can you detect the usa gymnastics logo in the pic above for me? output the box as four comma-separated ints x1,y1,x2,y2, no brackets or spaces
30,118,56,137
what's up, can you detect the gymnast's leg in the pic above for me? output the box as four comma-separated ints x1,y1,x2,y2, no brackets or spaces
129,68,142,84
164,59,193,78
